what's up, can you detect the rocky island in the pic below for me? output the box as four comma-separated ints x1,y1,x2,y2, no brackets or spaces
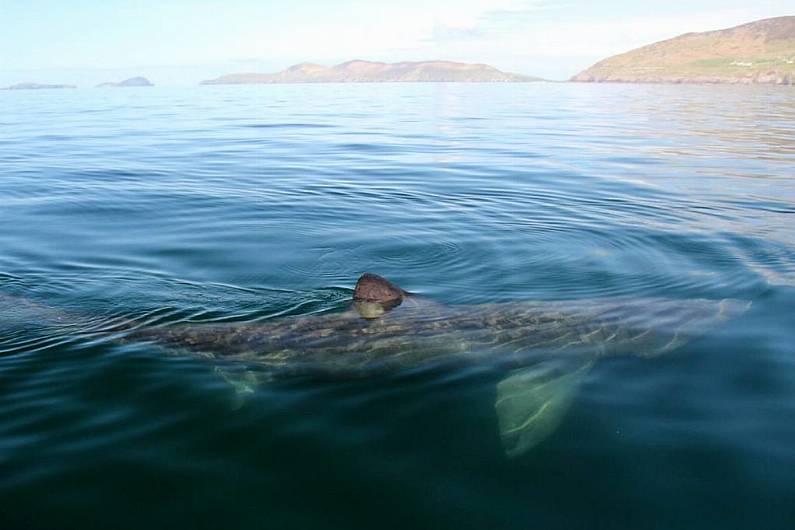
96,76,154,88
201,60,540,84
572,16,794,85
3,82,77,90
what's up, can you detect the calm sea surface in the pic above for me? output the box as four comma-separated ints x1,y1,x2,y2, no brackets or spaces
1,83,794,529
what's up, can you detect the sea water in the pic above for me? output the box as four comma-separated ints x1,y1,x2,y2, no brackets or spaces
1,83,794,529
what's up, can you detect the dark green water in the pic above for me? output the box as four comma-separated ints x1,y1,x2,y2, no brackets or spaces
1,83,794,529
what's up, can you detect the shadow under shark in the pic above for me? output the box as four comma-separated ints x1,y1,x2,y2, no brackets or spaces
117,273,750,457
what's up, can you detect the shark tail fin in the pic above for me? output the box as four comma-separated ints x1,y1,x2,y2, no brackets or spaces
495,359,593,458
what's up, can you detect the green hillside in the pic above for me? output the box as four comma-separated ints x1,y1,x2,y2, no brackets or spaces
572,16,795,84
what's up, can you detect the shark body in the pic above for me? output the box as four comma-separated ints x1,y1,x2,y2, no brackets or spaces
1,273,749,456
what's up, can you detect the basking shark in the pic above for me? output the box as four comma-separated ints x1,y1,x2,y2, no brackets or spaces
124,273,748,456
1,273,749,456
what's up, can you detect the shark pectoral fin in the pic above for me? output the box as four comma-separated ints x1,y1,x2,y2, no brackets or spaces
495,360,593,458
214,366,261,410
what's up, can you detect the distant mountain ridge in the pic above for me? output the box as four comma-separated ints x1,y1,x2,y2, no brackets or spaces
2,82,76,90
202,60,540,84
572,16,795,84
96,77,153,88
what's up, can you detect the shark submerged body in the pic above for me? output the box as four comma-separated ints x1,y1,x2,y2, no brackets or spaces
129,273,748,456
1,273,749,456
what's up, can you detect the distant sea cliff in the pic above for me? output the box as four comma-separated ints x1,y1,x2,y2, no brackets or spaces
202,60,541,84
572,16,795,85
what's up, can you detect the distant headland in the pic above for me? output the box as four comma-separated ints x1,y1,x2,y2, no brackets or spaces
96,76,154,88
2,82,77,90
201,60,541,85
572,16,795,85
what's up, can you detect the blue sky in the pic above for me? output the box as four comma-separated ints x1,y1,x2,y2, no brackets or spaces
0,0,791,85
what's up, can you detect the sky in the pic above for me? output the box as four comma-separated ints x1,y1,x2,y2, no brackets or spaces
0,0,791,85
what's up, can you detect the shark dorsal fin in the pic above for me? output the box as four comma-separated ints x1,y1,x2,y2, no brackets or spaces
353,273,406,304
353,273,407,319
